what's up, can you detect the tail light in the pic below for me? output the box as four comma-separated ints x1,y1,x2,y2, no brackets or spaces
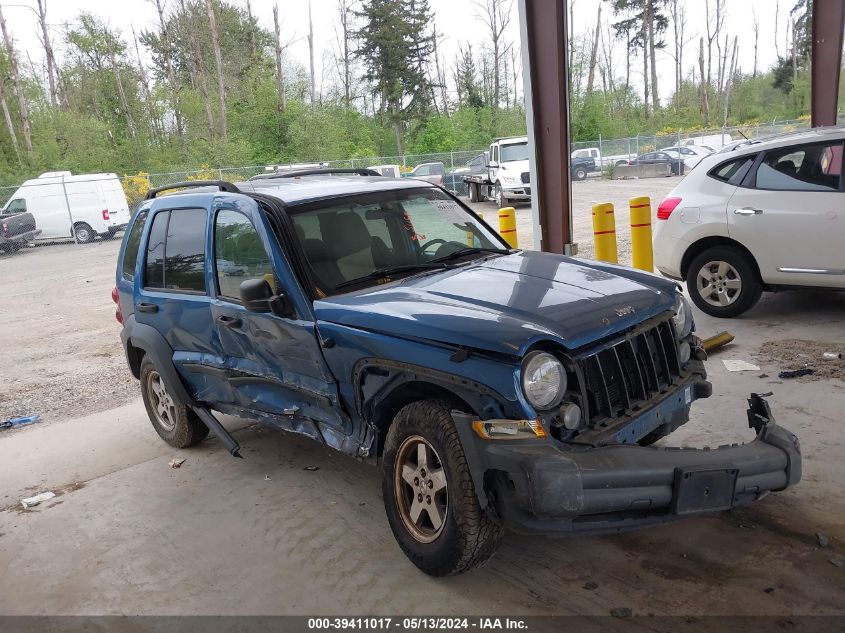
102,209,110,220
2,222,7,234
657,197,682,220
112,286,123,325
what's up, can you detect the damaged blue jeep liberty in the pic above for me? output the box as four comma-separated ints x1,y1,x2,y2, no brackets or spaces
114,170,800,576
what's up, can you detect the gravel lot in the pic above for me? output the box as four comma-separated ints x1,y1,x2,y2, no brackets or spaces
0,239,137,422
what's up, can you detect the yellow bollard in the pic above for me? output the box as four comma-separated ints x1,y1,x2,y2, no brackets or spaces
498,207,518,248
591,202,618,263
467,212,484,246
629,196,654,271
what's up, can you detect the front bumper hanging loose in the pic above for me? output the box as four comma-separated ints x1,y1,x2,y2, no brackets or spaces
453,393,801,535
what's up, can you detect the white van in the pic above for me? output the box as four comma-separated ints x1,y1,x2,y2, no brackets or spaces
1,171,131,243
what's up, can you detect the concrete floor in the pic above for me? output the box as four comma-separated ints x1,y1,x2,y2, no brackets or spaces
1,176,844,616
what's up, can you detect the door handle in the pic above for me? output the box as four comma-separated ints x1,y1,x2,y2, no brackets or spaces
734,207,763,216
216,315,242,328
136,302,158,313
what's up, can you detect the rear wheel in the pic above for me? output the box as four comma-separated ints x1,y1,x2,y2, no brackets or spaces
573,166,587,181
468,182,478,202
140,357,209,448
382,399,504,576
73,222,96,244
686,246,762,318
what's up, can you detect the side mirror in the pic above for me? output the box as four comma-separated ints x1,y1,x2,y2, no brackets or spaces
488,160,499,168
239,278,294,318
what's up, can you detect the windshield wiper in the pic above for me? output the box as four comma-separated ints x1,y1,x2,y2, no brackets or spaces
334,263,448,291
428,246,512,264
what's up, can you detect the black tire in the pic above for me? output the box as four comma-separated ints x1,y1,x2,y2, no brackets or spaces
382,399,504,576
73,222,96,244
139,356,209,448
494,182,507,208
574,167,587,181
468,182,478,202
685,246,762,318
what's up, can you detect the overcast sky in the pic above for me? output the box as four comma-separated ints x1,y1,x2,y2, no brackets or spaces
3,0,791,102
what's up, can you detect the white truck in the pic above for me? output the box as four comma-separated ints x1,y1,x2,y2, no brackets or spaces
463,136,532,207
1,172,131,243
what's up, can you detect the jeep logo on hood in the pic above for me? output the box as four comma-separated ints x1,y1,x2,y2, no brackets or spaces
615,305,635,317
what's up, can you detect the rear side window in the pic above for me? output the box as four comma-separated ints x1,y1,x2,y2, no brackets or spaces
755,142,843,192
122,210,148,280
709,156,755,185
144,208,208,292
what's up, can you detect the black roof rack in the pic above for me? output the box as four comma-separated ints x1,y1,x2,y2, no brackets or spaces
144,180,240,200
249,168,380,181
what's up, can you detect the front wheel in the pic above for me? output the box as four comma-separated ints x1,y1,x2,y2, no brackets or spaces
382,399,504,576
494,183,507,208
686,246,762,318
574,167,587,181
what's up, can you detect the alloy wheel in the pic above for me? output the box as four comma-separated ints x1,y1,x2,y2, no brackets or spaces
394,435,448,543
696,260,742,307
146,370,177,432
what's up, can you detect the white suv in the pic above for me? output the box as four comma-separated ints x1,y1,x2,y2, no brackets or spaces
653,127,845,317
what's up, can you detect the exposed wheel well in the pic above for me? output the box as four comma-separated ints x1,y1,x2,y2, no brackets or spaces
681,236,762,282
125,342,146,379
371,380,474,457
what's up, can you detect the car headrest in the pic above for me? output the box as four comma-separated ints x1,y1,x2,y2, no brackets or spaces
319,212,371,258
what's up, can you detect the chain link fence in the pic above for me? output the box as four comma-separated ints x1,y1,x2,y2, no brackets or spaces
0,116,824,211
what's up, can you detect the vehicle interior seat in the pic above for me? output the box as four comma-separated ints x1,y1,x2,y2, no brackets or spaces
313,211,376,287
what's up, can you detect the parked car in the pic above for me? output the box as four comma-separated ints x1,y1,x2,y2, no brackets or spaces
629,151,686,175
0,206,40,254
404,161,446,186
653,127,845,317
115,172,801,575
443,152,488,197
661,145,714,170
571,155,596,181
1,171,131,243
571,147,636,169
369,164,402,178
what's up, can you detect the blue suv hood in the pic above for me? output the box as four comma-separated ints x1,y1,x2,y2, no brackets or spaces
314,251,677,356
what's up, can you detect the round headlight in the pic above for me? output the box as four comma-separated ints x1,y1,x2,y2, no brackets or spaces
522,351,567,410
672,294,692,338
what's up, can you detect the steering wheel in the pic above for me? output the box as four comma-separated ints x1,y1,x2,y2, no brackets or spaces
418,238,448,256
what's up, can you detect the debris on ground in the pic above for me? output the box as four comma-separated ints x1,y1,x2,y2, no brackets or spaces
764,587,775,594
21,491,55,509
822,352,842,360
0,414,41,430
779,368,815,380
583,581,598,591
168,458,186,469
829,556,845,568
702,331,735,354
758,340,845,382
817,532,830,548
610,608,632,618
304,466,320,471
264,474,272,481
722,359,760,372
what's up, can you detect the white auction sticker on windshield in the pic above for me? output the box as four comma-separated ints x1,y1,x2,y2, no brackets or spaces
429,199,465,223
